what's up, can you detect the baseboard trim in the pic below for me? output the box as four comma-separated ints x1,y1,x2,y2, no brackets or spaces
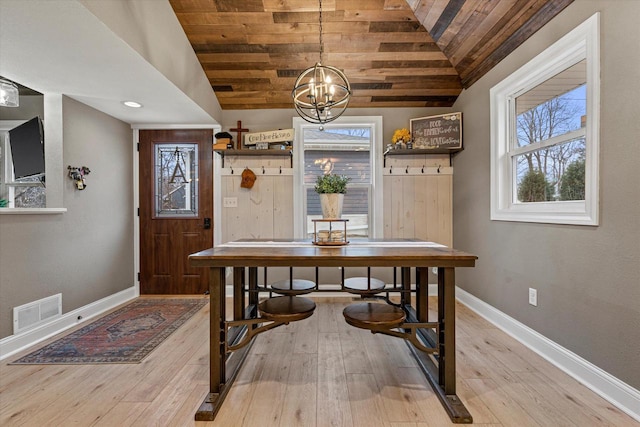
455,286,640,423
0,286,138,361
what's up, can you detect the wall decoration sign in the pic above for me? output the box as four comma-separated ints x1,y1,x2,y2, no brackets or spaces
410,112,462,150
244,128,294,146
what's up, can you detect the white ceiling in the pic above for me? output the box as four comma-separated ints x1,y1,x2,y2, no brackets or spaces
0,0,217,125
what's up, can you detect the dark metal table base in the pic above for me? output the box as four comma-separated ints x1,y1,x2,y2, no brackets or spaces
405,306,473,423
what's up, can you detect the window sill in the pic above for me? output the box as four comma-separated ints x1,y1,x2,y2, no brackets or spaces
0,208,67,215
491,202,597,226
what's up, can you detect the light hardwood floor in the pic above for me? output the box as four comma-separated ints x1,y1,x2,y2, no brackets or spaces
0,296,637,427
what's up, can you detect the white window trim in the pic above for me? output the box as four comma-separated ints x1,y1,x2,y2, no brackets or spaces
293,116,384,238
490,13,600,226
0,119,66,215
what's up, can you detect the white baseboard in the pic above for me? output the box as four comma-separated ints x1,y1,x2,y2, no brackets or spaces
0,286,138,361
455,287,640,423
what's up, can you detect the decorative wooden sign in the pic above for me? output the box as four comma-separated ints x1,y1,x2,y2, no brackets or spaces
244,128,294,146
410,112,462,150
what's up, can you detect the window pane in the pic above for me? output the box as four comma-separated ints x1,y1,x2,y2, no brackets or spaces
14,176,45,208
1,131,46,208
302,125,373,238
515,60,586,147
155,144,198,217
515,137,586,203
304,150,370,185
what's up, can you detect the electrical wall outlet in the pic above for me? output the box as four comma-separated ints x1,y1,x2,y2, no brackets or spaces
223,197,238,208
528,288,538,306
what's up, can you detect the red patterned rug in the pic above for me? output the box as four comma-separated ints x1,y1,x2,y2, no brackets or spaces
11,298,208,364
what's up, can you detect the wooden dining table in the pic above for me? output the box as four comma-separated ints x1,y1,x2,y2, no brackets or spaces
188,239,478,423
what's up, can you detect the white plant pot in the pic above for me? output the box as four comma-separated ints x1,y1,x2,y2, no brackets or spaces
319,193,344,219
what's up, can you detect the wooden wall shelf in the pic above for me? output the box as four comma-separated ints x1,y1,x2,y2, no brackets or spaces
383,148,463,167
215,149,293,167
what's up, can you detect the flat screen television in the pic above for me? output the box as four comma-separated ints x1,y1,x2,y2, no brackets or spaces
8,117,45,179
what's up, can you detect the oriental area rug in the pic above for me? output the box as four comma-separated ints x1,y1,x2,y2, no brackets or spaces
11,298,208,364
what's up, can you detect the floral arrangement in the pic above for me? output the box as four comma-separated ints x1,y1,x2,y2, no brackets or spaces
392,128,411,144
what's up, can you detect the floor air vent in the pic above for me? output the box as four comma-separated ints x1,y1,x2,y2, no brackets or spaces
13,294,62,334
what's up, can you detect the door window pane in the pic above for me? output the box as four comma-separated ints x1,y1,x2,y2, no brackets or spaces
154,143,198,217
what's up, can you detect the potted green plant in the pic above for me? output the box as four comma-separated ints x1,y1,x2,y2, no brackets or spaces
315,173,350,219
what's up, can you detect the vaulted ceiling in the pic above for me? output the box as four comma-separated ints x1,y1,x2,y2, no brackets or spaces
169,0,573,110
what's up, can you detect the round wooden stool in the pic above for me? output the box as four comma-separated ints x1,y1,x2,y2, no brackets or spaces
343,302,405,330
258,296,316,322
343,277,386,294
270,279,316,295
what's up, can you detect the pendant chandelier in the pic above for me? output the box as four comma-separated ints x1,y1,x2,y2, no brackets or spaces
291,0,351,129
0,78,19,108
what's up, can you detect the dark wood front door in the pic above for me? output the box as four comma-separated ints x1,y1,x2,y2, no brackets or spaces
139,129,213,294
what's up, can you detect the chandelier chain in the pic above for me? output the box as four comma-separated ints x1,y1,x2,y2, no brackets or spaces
291,0,351,126
319,0,323,63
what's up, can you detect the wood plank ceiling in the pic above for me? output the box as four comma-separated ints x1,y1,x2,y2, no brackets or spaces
169,0,573,110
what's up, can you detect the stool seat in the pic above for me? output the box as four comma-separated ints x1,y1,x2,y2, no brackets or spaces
343,302,405,330
270,278,315,294
343,277,386,294
258,296,316,322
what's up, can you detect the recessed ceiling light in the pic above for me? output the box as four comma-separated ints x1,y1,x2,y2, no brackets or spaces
122,101,142,108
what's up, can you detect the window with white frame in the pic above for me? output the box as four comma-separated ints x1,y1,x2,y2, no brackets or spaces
293,117,383,238
490,13,599,225
0,127,46,208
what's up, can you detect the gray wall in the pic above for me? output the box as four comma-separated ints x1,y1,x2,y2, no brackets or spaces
0,95,44,120
0,97,134,338
452,0,640,389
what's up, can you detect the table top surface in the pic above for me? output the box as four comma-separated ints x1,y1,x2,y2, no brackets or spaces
189,239,477,268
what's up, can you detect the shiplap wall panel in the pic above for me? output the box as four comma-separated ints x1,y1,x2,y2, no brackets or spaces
273,173,294,239
220,155,292,243
413,174,428,239
218,152,451,245
383,153,452,246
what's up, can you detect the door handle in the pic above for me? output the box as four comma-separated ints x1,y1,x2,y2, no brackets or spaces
203,218,211,229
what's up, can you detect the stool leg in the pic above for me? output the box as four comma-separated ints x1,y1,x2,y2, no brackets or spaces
416,267,428,323
401,267,411,306
233,267,245,320
289,266,293,291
